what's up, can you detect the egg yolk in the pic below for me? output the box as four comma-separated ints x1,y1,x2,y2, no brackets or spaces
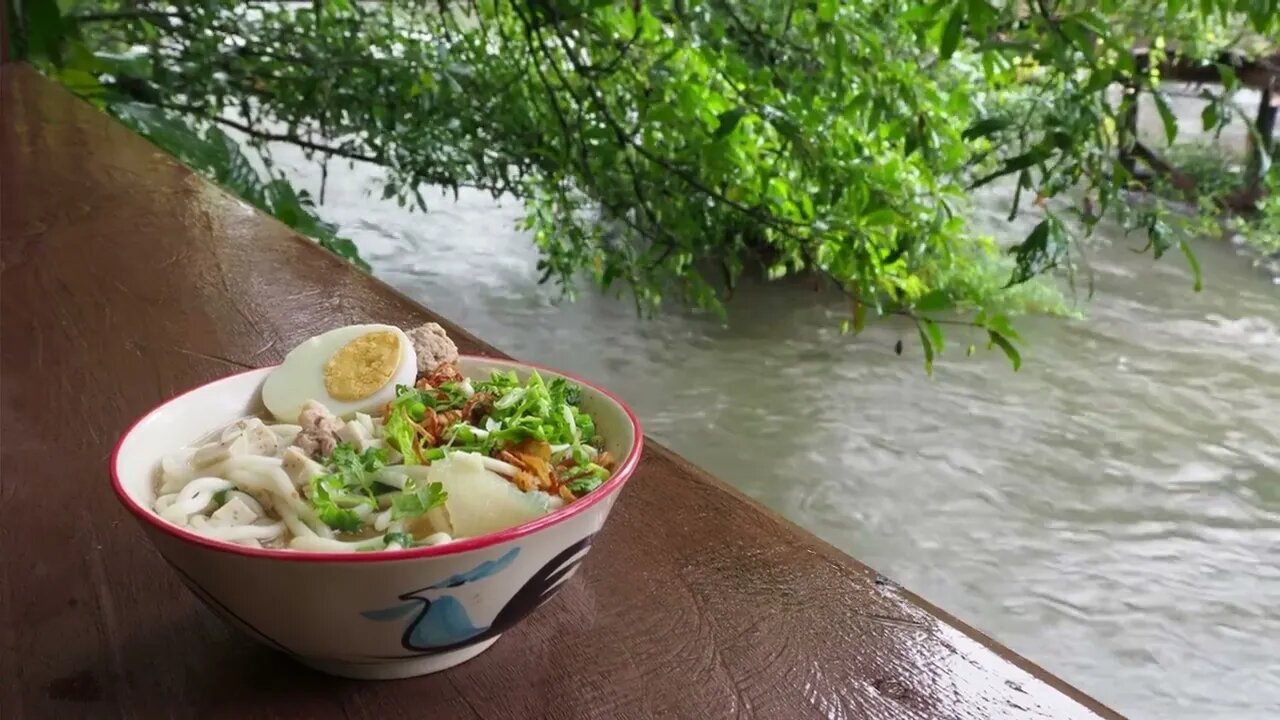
323,330,403,401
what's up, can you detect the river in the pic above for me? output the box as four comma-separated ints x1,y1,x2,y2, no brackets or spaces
254,92,1280,718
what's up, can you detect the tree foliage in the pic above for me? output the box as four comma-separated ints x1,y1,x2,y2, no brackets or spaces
9,0,1278,369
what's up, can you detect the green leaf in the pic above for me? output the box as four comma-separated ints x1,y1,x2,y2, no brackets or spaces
974,147,1051,189
1146,216,1175,259
915,290,953,312
382,531,415,549
987,331,1022,371
1201,102,1219,132
1199,0,1215,22
917,322,935,374
939,5,966,59
23,0,65,63
1179,239,1203,292
1006,218,1067,286
923,318,945,354
565,464,609,495
53,67,102,98
712,108,748,140
1152,92,1179,145
1058,18,1095,60
985,313,1021,342
962,117,1010,141
964,0,994,34
1215,63,1239,90
863,208,898,227
304,443,392,531
93,49,151,77
308,475,366,532
390,480,447,520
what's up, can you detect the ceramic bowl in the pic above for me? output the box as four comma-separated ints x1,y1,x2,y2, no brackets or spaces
111,356,642,679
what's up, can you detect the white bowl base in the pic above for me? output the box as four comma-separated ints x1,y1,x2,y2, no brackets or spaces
299,637,501,680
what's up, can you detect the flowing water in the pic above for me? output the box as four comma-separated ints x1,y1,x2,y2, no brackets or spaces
254,93,1280,718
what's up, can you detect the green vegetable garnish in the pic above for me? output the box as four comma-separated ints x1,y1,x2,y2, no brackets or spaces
473,370,595,451
211,489,230,507
465,370,608,494
564,463,609,495
390,478,448,520
328,443,387,497
308,475,365,532
407,400,427,421
383,383,473,463
383,531,415,549
430,382,471,410
375,371,608,508
307,443,388,531
383,386,422,463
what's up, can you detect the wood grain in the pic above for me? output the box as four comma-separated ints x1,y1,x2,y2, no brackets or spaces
0,64,1124,720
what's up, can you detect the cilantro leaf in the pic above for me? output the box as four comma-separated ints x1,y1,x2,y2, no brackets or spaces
328,443,360,474
548,376,581,406
381,530,412,545
390,479,448,520
307,443,389,531
395,380,468,414
321,442,389,494
308,475,365,531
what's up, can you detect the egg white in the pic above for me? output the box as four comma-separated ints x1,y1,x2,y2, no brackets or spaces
262,324,418,422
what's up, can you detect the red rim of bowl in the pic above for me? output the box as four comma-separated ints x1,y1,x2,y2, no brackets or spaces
110,355,644,563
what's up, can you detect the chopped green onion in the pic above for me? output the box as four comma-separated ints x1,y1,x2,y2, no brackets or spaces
407,401,427,421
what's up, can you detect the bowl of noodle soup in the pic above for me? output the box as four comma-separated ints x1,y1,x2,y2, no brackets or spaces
112,353,642,679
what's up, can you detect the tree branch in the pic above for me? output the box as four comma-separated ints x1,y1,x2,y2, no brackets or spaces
543,13,812,232
161,105,384,165
1130,141,1198,201
514,3,685,269
71,10,181,24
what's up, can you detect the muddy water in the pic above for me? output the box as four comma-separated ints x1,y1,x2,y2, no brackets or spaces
256,105,1279,718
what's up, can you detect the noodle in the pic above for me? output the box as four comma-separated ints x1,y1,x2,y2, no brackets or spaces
160,477,234,525
189,516,285,542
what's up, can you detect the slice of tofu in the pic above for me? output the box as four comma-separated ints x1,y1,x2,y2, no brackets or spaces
193,433,249,468
282,446,327,489
209,496,259,526
336,419,374,452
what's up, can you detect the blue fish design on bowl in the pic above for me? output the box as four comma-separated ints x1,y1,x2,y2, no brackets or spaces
363,534,596,656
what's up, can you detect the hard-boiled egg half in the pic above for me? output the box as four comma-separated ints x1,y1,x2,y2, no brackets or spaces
262,324,418,422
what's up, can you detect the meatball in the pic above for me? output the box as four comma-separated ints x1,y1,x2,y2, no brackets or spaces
404,322,459,374
293,400,343,459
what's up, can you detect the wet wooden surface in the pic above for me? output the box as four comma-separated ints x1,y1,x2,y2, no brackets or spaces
0,64,1123,720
